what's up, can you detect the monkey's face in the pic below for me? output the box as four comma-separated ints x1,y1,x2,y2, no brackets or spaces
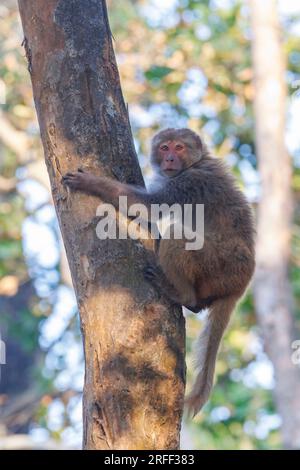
151,128,203,177
158,140,187,177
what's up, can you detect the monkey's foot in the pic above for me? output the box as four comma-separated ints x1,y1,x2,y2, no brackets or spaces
143,264,182,307
143,264,162,284
186,296,216,313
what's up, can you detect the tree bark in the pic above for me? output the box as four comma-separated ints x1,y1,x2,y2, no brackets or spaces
250,0,300,449
18,0,185,450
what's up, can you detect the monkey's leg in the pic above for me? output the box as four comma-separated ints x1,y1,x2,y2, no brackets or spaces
143,264,197,308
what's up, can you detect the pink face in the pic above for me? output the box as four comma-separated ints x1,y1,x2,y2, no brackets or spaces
158,140,186,176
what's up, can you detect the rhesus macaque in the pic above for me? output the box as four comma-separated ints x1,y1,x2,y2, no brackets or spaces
63,128,255,416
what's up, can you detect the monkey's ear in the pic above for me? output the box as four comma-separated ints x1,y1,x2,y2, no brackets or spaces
150,140,162,167
195,134,203,151
181,129,203,151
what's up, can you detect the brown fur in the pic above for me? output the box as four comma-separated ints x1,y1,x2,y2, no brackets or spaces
63,128,256,415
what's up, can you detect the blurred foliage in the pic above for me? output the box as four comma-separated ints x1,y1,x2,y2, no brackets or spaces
0,0,300,449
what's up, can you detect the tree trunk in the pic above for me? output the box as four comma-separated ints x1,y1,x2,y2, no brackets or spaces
250,0,300,449
18,0,185,450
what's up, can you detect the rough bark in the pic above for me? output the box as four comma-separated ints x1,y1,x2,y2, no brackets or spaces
250,0,300,449
18,0,185,450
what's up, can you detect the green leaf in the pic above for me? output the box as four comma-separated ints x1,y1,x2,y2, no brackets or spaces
144,66,174,81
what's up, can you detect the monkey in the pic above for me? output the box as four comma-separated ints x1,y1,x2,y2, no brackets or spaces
62,128,255,416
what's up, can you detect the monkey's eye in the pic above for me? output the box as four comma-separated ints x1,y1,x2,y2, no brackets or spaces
160,145,169,151
175,144,184,151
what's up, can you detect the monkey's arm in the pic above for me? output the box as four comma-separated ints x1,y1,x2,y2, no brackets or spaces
62,169,153,209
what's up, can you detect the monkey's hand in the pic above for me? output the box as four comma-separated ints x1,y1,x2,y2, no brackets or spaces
62,169,99,192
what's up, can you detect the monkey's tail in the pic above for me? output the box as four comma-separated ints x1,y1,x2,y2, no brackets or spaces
185,295,237,417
